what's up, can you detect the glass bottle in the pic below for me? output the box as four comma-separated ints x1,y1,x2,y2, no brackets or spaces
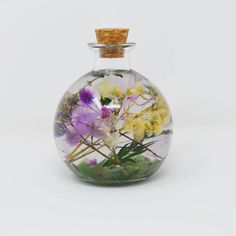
54,28,172,185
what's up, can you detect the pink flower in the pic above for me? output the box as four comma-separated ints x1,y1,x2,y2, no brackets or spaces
101,107,112,119
88,159,97,166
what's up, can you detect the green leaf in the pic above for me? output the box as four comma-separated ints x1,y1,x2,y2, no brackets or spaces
117,143,130,158
92,71,105,78
113,72,123,78
121,150,146,161
160,129,173,135
145,85,159,96
101,139,157,167
100,97,112,105
130,141,138,149
143,129,173,140
119,141,156,162
116,141,139,160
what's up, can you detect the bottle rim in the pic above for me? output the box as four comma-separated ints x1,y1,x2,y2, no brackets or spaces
88,42,136,49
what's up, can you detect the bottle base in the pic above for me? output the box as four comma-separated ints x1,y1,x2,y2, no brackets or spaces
79,176,148,186
66,155,162,186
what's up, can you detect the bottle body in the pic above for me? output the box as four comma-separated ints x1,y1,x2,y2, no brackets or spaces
54,69,172,184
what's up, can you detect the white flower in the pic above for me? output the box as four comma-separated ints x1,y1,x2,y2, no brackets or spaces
104,131,119,148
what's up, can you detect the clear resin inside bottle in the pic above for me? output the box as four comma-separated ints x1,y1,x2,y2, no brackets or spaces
54,29,172,185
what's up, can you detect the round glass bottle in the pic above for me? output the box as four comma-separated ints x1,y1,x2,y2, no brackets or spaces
54,28,172,185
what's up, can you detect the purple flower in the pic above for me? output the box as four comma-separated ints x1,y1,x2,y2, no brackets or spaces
72,107,107,139
101,107,112,119
65,130,81,146
79,88,94,106
126,95,138,102
54,121,67,137
88,159,97,166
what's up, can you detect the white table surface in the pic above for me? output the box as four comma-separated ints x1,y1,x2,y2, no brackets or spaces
0,125,235,236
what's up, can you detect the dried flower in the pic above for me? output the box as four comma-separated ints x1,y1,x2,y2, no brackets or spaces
55,93,79,126
123,117,134,133
123,117,146,142
101,107,112,119
127,82,143,96
98,80,114,98
79,88,94,106
72,107,108,139
126,95,138,102
145,108,170,134
65,130,81,146
132,117,146,142
98,80,123,98
114,87,123,97
54,121,67,137
88,159,97,166
104,131,119,148
155,96,165,109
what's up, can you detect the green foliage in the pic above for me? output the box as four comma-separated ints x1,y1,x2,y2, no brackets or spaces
117,141,155,162
144,85,159,96
72,155,162,184
160,129,173,135
99,140,156,167
112,72,123,78
144,129,173,139
100,97,112,105
92,71,105,78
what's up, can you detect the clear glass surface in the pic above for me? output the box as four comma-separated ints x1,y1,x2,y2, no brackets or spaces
54,45,172,185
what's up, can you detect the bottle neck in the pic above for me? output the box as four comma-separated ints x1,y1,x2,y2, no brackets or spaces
93,52,131,71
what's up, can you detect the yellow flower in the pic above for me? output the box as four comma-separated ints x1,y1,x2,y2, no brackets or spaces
123,117,134,132
127,82,144,96
114,87,123,97
158,108,170,125
133,117,146,142
97,80,114,98
123,117,146,142
145,109,167,134
98,80,123,98
156,95,166,109
144,121,153,132
133,130,144,142
122,93,171,141
152,121,164,134
147,110,160,121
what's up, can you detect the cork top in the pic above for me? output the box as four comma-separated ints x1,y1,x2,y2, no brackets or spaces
95,28,129,58
95,28,129,45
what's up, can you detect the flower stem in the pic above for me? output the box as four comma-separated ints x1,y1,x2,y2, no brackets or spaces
67,139,101,161
104,144,121,165
87,142,120,165
119,131,162,160
69,144,106,163
79,135,120,165
66,141,83,161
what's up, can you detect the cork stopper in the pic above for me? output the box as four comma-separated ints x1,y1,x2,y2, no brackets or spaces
95,28,129,58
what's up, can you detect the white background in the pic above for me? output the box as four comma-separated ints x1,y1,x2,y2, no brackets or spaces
0,0,236,235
